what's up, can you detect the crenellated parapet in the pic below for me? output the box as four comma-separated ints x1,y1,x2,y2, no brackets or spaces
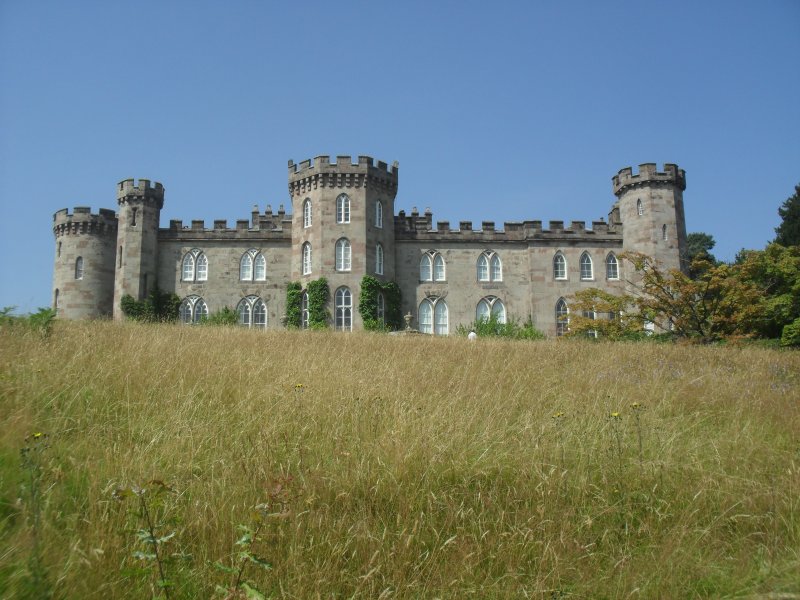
163,203,293,239
287,155,399,199
612,163,685,196
117,178,165,209
53,206,118,238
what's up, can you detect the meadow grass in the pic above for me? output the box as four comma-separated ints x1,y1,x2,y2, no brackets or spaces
0,321,799,598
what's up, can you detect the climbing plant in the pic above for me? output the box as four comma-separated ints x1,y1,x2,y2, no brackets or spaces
306,278,330,329
285,281,302,328
120,287,180,322
358,276,402,331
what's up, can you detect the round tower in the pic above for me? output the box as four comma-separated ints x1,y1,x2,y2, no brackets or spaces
113,179,164,319
287,156,399,329
612,163,687,273
52,207,118,319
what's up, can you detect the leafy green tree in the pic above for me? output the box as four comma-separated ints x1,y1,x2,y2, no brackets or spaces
565,288,644,340
685,232,717,278
775,184,800,246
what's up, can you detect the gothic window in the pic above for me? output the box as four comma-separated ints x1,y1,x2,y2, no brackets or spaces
637,199,644,216
580,252,593,280
477,251,502,282
606,253,619,280
420,251,446,282
179,295,208,324
301,292,309,329
74,256,84,280
302,243,312,275
376,243,384,275
303,199,312,228
555,298,569,336
336,193,350,224
418,297,448,335
553,252,567,280
335,287,352,331
476,296,506,323
240,249,266,281
583,309,598,338
237,296,267,329
376,200,383,228
182,249,208,282
336,238,352,271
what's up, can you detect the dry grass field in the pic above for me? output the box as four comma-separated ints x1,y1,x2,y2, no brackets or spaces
1,321,799,599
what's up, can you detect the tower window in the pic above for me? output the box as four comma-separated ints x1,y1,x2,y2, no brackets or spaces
335,287,352,331
303,199,312,228
131,207,138,227
54,289,59,312
662,224,668,241
336,238,352,271
336,194,351,224
118,246,122,268
376,292,385,325
637,199,644,216
74,256,84,280
376,243,384,275
302,243,312,275
376,200,383,228
301,291,309,329
57,241,61,257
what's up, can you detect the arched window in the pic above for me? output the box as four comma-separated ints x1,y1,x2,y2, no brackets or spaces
302,243,312,275
580,252,593,280
476,296,506,323
606,253,619,280
637,199,644,216
375,243,384,275
237,296,267,329
477,251,502,282
182,249,208,282
336,193,350,224
376,292,385,325
418,298,448,335
583,309,598,338
301,292,309,329
240,249,266,281
555,298,569,336
303,198,312,228
662,224,668,241
74,256,84,280
420,254,432,281
336,238,351,271
420,251,446,282
553,252,567,280
376,200,383,228
335,287,352,331
179,295,208,324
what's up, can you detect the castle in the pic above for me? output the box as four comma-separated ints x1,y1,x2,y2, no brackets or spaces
51,156,687,336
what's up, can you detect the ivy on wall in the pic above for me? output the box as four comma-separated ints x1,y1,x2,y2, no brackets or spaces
120,287,180,322
358,276,403,331
285,281,302,328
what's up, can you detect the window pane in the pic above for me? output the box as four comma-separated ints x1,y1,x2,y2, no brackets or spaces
554,254,565,279
254,253,266,280
196,254,208,281
194,299,208,323
376,244,383,275
491,299,505,323
253,299,267,328
376,201,383,228
477,255,489,281
303,244,312,275
420,255,432,281
240,253,253,281
580,254,592,280
477,300,490,322
556,299,568,336
179,300,192,324
434,301,448,335
303,199,312,228
491,255,502,281
238,300,251,326
434,255,445,281
606,254,618,279
419,300,432,334
182,254,194,281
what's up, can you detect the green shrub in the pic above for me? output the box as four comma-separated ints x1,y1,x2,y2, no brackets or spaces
202,306,239,326
456,315,545,340
780,317,800,347
120,287,180,322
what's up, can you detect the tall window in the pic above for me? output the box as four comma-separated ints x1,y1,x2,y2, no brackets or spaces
179,295,208,324
74,256,84,280
583,309,598,338
476,296,506,323
237,296,267,329
637,199,644,216
477,251,502,282
301,292,309,329
580,252,593,280
54,289,59,312
375,200,383,228
555,298,569,336
335,287,352,331
662,224,668,241
302,243,312,275
336,193,350,224
376,292,385,325
606,253,619,280
57,242,61,257
418,298,448,335
420,251,446,282
375,243,384,275
240,249,266,281
182,249,208,282
303,198,312,228
553,252,566,280
336,238,352,271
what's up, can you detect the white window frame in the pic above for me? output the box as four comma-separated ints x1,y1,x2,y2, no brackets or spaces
555,298,569,336
302,243,312,275
182,249,208,282
553,252,567,280
179,295,209,324
580,252,593,281
606,253,619,280
476,296,506,323
335,286,352,331
75,256,84,280
433,253,446,282
477,251,502,282
301,292,309,329
376,243,384,275
237,295,267,329
420,251,446,282
419,297,448,335
420,254,433,282
336,193,350,224
336,238,352,271
240,249,266,281
303,198,312,228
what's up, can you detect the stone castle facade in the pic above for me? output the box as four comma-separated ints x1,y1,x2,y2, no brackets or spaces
51,156,687,336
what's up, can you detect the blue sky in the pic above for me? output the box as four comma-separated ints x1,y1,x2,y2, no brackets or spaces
1,0,798,313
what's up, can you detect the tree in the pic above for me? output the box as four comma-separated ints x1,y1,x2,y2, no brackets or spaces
775,184,800,247
565,288,642,340
685,232,717,278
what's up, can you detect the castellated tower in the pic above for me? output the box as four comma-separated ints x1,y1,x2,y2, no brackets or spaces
52,207,118,319
288,156,398,329
612,163,687,273
112,179,164,319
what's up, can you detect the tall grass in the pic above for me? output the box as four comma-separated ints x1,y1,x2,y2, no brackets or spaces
1,322,798,598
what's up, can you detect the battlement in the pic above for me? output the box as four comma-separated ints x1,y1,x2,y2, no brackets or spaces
612,163,685,196
53,206,118,238
287,155,399,198
288,155,399,177
117,178,165,208
163,203,293,238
